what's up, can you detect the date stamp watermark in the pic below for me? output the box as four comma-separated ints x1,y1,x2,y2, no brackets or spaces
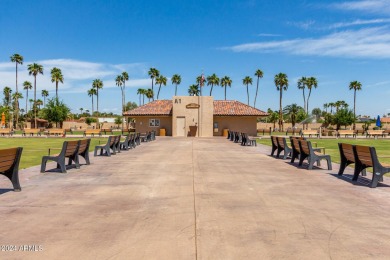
1,245,43,252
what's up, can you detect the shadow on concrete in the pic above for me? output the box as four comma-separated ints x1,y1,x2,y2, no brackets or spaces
329,173,390,188
0,188,14,195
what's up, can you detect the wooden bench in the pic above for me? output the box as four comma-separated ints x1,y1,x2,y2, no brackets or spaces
299,140,332,170
301,130,319,138
0,128,13,136
366,130,388,139
241,133,256,146
0,147,23,191
338,143,366,177
276,137,291,159
94,136,116,156
337,130,356,138
353,145,390,188
65,129,73,135
83,129,102,137
22,129,41,136
101,129,114,135
40,140,79,173
290,137,305,164
270,136,279,156
47,129,65,136
78,139,91,165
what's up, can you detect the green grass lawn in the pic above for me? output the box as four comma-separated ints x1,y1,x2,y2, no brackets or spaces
257,136,390,165
0,137,110,169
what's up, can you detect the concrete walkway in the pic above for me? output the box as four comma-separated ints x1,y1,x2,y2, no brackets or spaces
1,137,390,259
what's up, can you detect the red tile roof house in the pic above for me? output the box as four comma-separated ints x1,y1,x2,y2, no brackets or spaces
123,97,268,137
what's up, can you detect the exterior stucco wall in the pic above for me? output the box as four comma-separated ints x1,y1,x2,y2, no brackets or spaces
133,116,172,136
214,116,258,136
172,96,213,137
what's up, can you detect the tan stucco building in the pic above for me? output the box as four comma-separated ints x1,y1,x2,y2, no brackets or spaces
123,96,268,137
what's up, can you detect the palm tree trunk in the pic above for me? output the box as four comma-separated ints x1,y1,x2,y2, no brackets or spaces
279,88,283,131
210,84,213,96
26,90,28,114
175,84,178,96
353,90,356,130
96,89,99,115
15,63,19,129
151,79,154,101
224,87,227,100
157,84,161,99
254,77,259,108
307,89,312,115
34,76,37,129
246,84,249,105
143,94,145,105
91,96,94,115
56,81,58,101
121,88,124,130
302,89,306,114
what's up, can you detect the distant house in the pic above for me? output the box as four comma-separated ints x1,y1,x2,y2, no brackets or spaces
123,96,268,136
381,117,390,125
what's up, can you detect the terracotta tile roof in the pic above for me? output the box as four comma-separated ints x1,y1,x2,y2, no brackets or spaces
213,100,268,116
123,100,173,116
123,99,268,116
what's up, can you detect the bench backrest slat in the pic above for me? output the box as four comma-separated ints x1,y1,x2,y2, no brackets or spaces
64,141,79,156
78,139,90,154
0,148,18,172
355,145,373,166
299,140,310,154
340,143,355,161
277,137,285,148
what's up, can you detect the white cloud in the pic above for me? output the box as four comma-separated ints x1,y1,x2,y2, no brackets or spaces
287,20,316,30
332,0,390,14
329,18,390,29
222,27,390,59
257,33,281,37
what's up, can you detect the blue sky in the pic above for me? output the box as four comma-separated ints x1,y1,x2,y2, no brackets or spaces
1,0,390,117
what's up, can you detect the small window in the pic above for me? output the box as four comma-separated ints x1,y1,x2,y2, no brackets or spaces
149,119,160,127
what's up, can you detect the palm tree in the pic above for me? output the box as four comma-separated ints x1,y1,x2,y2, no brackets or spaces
41,89,49,107
254,69,264,108
297,77,307,113
148,68,159,100
116,75,125,130
242,76,253,105
188,84,200,96
10,53,23,129
87,88,97,115
23,81,32,113
207,74,219,96
155,75,167,99
349,81,362,130
121,71,129,106
145,89,154,102
220,76,232,100
92,79,103,115
323,103,328,113
274,73,289,131
306,77,318,114
171,74,181,96
137,88,146,106
35,99,43,110
328,102,335,114
116,74,124,109
12,92,23,127
27,63,44,128
283,103,303,127
29,99,34,112
3,87,12,107
50,67,64,101
79,107,84,116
